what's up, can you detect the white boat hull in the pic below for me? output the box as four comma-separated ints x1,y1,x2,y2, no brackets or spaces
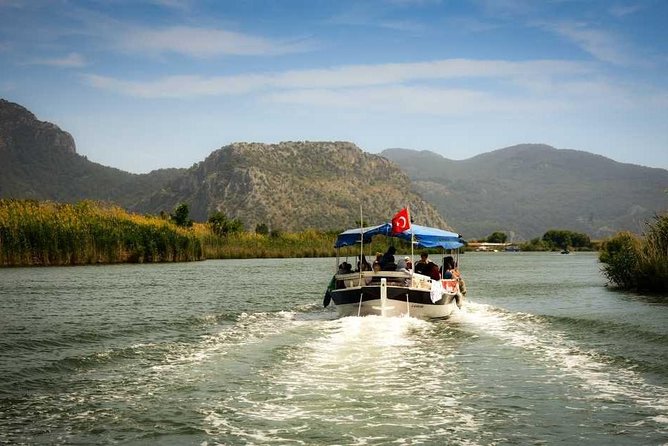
328,273,463,320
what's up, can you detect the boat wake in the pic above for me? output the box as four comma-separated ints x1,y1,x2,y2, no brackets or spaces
203,314,484,444
455,302,668,427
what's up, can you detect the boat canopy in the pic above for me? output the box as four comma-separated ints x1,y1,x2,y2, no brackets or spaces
334,223,465,249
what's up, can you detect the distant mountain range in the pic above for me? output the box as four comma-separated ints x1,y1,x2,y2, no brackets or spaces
381,146,668,239
1,98,666,239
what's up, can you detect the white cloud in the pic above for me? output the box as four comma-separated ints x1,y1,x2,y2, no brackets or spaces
609,3,645,17
541,21,633,65
116,26,315,58
265,85,553,116
29,52,86,67
84,73,269,98
84,58,593,98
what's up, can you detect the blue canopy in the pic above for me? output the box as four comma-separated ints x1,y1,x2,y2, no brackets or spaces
335,223,465,249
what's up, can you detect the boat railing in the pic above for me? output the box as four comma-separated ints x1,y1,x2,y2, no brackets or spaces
334,271,460,294
334,271,452,290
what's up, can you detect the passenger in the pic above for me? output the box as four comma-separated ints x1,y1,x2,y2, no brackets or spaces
428,262,441,281
397,257,412,286
338,261,352,274
366,261,382,284
414,252,432,275
404,256,413,271
356,255,372,272
380,246,397,271
441,256,457,279
336,262,352,288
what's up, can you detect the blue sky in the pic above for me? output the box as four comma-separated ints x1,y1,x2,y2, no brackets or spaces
1,0,667,173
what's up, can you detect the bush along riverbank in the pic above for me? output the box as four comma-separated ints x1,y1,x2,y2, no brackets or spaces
599,213,668,293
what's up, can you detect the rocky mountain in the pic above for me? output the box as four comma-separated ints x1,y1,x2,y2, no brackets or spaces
382,145,668,240
0,99,448,232
134,141,449,231
0,99,184,207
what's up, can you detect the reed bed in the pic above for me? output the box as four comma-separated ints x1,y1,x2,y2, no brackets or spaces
1,199,446,267
0,199,203,266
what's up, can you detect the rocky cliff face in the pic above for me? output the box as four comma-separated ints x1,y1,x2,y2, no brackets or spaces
0,99,77,158
136,141,450,231
0,99,183,204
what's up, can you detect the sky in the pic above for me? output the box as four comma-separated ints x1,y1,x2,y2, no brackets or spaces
1,0,667,173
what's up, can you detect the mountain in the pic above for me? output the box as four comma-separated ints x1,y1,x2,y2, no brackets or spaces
133,141,449,231
0,100,448,232
382,145,668,240
3,98,666,239
0,99,184,207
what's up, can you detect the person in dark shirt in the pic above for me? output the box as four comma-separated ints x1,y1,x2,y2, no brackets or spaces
380,246,397,271
414,251,432,275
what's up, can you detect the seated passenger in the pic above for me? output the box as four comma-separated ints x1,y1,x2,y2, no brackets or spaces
428,262,441,281
414,252,432,275
366,261,382,284
356,255,372,272
380,246,397,271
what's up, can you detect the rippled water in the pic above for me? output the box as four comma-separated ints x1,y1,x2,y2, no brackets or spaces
0,253,666,445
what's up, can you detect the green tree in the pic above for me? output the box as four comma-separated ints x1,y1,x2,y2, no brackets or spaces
171,203,192,227
486,231,507,243
543,229,591,249
255,223,269,235
208,211,243,237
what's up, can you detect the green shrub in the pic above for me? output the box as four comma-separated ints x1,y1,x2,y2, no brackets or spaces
599,214,668,292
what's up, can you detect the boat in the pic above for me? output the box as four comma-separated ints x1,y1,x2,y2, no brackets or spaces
323,220,466,319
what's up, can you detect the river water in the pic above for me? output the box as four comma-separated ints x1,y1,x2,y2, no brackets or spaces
0,253,666,445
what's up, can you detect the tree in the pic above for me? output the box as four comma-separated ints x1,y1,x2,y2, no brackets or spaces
171,203,192,227
208,211,243,236
542,229,591,249
486,231,507,243
255,223,269,235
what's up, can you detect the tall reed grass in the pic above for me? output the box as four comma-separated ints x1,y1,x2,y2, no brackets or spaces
0,199,441,267
0,199,203,266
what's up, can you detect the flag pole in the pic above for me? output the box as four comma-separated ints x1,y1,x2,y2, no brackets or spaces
359,202,364,283
409,204,414,265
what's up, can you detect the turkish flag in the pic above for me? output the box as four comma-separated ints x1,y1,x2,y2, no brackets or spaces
391,208,411,234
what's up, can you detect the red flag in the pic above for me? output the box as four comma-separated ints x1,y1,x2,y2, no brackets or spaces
391,208,411,234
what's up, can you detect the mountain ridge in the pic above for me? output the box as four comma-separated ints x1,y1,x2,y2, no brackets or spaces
0,100,449,232
382,144,668,239
2,98,666,238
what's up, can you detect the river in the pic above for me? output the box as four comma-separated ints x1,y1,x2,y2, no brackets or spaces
0,253,666,445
